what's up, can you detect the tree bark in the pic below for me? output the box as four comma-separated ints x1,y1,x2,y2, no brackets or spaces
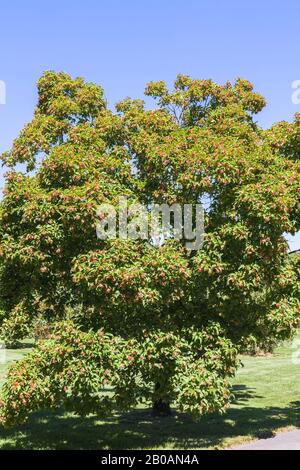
152,399,172,417
152,382,172,417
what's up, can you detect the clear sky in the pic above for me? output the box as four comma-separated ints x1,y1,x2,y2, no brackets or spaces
0,0,300,249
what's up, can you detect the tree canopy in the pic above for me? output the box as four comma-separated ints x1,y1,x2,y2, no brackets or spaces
0,71,300,425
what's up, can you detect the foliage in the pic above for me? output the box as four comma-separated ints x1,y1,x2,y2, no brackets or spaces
0,334,300,449
0,321,238,426
0,71,300,424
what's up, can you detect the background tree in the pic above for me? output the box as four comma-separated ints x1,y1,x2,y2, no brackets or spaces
0,72,300,425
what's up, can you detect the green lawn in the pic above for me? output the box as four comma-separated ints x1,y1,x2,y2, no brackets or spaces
0,335,300,450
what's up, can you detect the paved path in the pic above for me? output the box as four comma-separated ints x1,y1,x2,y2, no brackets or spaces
234,429,300,450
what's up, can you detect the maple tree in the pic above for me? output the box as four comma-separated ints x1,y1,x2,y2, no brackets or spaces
0,72,300,424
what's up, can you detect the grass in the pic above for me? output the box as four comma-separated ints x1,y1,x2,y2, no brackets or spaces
0,335,300,449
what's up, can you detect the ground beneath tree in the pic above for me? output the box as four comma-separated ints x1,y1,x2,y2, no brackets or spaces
234,429,300,450
1,335,300,449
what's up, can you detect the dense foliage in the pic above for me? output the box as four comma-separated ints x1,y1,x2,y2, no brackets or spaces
0,72,300,424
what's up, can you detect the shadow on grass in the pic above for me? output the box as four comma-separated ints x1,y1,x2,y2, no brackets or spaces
231,384,264,404
0,386,299,450
5,342,35,350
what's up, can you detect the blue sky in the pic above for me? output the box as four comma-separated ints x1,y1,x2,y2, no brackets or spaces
0,0,300,248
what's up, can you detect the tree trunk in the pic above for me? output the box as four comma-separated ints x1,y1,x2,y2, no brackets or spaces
152,399,172,417
152,382,172,417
